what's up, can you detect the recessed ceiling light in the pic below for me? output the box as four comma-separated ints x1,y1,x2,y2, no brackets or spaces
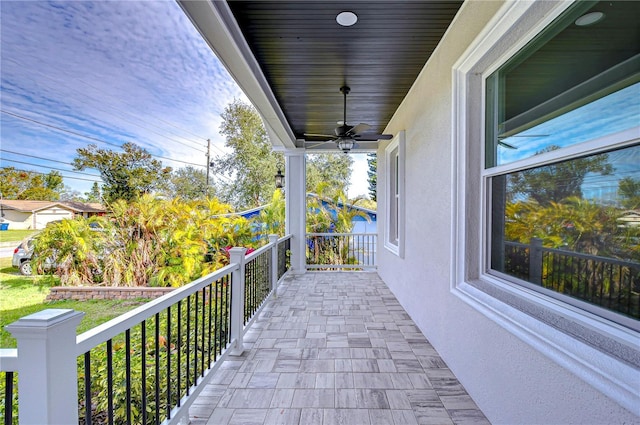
336,11,358,27
575,11,605,26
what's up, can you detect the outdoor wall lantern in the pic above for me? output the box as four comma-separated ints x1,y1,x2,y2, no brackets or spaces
274,169,284,189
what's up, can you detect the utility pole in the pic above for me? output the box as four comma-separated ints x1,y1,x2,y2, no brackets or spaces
205,139,211,197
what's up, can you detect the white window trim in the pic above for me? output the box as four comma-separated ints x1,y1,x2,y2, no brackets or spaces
450,0,640,413
384,130,405,257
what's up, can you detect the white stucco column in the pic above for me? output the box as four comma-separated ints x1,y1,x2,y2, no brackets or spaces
285,149,306,274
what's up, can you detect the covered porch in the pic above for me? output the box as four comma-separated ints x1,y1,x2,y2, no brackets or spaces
189,272,488,425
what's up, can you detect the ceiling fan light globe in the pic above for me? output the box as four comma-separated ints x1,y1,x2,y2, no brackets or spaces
337,139,354,152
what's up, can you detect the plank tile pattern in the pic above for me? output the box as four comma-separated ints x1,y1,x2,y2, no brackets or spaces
189,272,490,425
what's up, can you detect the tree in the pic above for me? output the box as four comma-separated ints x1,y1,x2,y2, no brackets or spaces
73,142,171,203
508,146,612,205
215,99,353,209
367,153,377,201
306,153,352,195
165,166,208,200
84,182,102,203
618,177,640,210
0,167,63,200
213,99,284,209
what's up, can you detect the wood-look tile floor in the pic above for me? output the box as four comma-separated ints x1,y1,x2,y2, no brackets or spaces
189,272,490,425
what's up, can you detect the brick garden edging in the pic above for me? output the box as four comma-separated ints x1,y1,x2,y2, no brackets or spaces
46,286,175,302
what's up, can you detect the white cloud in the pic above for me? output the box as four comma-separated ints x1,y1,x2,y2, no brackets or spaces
1,1,371,199
1,1,243,192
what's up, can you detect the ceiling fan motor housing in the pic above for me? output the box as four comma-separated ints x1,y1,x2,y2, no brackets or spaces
335,124,353,136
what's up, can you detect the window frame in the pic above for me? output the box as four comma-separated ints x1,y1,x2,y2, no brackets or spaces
384,130,405,257
451,0,640,413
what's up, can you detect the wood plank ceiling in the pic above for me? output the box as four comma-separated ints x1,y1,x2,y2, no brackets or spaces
226,1,464,148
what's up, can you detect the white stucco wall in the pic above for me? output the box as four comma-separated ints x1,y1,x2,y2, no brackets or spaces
376,1,639,423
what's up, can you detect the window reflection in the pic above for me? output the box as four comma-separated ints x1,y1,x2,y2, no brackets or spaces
491,144,640,321
498,83,640,166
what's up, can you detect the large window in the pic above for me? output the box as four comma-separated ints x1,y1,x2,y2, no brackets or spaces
485,1,639,329
384,131,405,257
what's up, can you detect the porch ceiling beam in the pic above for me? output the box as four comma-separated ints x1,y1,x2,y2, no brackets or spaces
177,0,297,150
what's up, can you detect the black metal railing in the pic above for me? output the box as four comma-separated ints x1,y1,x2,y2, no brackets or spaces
1,370,16,425
1,235,293,424
77,273,232,425
503,239,640,319
244,249,271,325
277,236,291,280
306,233,377,269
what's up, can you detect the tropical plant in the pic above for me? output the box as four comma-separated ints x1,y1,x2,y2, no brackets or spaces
259,189,286,236
32,217,108,285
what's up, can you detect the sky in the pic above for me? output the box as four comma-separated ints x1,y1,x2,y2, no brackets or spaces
0,0,371,200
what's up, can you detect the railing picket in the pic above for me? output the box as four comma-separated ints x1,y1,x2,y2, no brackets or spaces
84,352,92,425
166,305,172,420
177,300,182,406
125,330,132,424
4,372,13,425
214,281,219,358
106,339,113,425
141,320,147,425
202,288,206,376
208,284,213,366
194,291,199,383
154,313,160,425
186,295,190,396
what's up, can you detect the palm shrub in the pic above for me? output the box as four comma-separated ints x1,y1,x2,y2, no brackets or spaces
33,217,108,286
31,195,261,287
259,189,286,236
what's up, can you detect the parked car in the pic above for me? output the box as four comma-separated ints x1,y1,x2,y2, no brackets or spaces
12,237,54,276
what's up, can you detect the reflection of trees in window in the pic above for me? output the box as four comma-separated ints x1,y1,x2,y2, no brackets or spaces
507,146,612,205
499,145,640,264
618,177,640,209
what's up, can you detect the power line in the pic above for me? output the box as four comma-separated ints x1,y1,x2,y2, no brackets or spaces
1,109,206,167
1,149,77,167
5,57,209,153
1,166,102,184
0,158,102,178
1,109,122,148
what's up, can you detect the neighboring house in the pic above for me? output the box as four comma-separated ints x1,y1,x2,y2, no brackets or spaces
0,200,106,230
183,1,640,423
618,210,640,227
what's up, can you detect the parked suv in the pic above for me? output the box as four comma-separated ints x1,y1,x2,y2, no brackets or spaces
12,237,54,276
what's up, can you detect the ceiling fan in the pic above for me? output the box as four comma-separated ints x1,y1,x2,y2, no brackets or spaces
304,86,393,152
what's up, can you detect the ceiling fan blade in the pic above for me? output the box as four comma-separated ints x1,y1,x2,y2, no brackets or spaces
355,133,393,141
348,123,371,135
305,139,336,148
304,133,337,138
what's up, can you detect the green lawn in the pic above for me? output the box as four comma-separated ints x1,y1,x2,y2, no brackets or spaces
0,229,38,244
0,257,150,348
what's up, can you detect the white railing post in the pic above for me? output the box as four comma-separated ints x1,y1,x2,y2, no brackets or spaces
6,309,84,425
269,234,279,298
229,247,247,355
